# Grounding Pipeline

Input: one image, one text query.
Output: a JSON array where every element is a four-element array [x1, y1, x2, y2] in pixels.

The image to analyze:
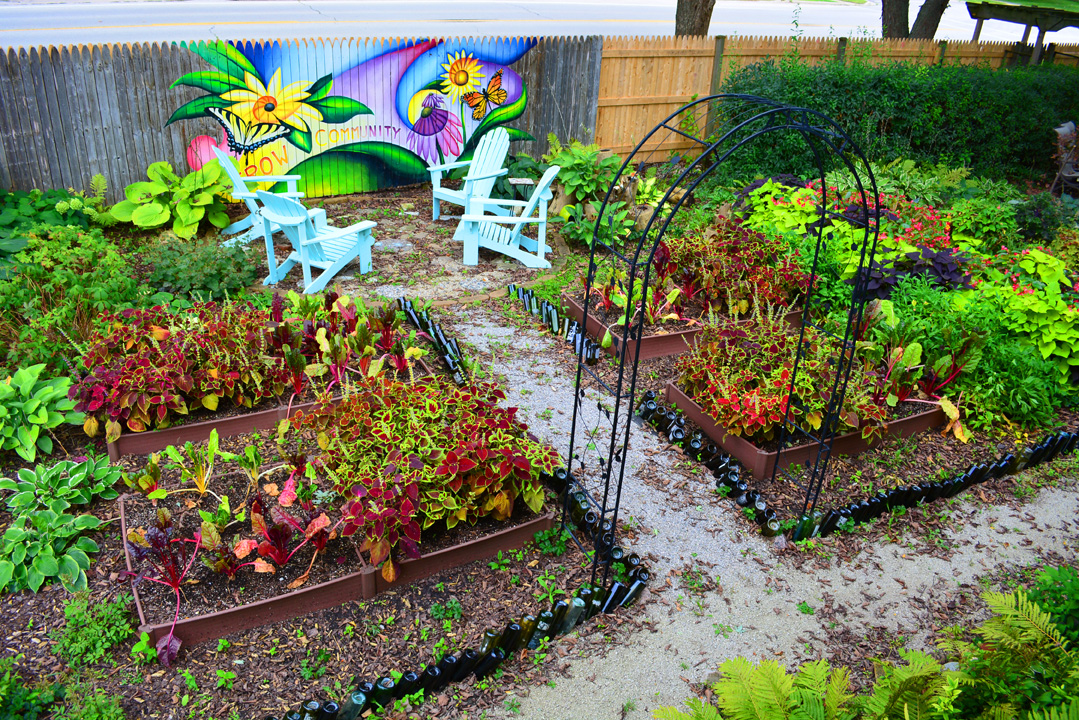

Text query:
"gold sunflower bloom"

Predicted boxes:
[[220, 69, 323, 132], [440, 52, 485, 104]]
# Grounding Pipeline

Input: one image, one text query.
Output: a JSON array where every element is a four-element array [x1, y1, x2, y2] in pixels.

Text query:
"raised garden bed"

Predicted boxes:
[[119, 493, 554, 648], [561, 293, 801, 362], [665, 381, 946, 480], [105, 358, 433, 460]]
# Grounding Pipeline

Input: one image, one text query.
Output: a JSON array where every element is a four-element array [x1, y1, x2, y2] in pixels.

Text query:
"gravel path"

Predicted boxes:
[[448, 305, 1079, 720]]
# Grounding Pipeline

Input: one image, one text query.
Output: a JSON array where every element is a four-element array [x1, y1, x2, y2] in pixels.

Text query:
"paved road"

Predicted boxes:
[[2, 0, 1077, 50]]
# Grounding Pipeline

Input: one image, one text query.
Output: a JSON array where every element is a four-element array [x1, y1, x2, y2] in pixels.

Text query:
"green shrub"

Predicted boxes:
[[0, 655, 62, 720], [51, 593, 134, 667], [0, 177, 113, 277], [720, 60, 1079, 180], [144, 237, 260, 301], [1015, 192, 1065, 246], [543, 134, 622, 204], [0, 508, 101, 593], [1, 455, 121, 515], [52, 686, 126, 720], [0, 225, 149, 374], [1027, 564, 1079, 647]]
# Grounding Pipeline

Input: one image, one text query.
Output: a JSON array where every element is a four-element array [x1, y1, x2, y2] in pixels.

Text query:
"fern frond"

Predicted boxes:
[[1026, 699, 1079, 720], [985, 703, 1021, 720], [824, 666, 855, 720], [795, 661, 830, 696], [654, 698, 724, 720], [715, 658, 793, 720]]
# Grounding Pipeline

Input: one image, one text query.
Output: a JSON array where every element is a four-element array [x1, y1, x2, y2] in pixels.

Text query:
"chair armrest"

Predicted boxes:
[[463, 168, 509, 182], [245, 174, 302, 183], [471, 197, 530, 208], [427, 160, 470, 173], [300, 221, 377, 244], [460, 214, 541, 226]]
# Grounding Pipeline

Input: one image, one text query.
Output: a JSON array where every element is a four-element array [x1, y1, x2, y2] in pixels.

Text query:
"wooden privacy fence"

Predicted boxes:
[[0, 37, 602, 202], [1, 34, 1078, 200], [594, 34, 1079, 156]]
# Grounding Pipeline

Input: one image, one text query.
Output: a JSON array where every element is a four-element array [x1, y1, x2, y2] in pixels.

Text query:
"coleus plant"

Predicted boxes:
[[676, 303, 883, 442], [291, 374, 559, 582], [69, 302, 289, 442]]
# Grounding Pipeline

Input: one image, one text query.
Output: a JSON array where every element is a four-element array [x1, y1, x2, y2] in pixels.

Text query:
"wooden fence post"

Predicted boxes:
[[836, 37, 848, 63], [938, 40, 948, 65], [710, 35, 727, 94]]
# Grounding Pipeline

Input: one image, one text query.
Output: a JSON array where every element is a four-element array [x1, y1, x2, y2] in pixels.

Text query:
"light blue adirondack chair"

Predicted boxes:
[[457, 165, 561, 269], [255, 190, 376, 294], [427, 127, 511, 221], [211, 146, 326, 248]]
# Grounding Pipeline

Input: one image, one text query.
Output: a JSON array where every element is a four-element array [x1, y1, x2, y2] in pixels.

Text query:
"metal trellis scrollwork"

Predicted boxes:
[[561, 94, 881, 593]]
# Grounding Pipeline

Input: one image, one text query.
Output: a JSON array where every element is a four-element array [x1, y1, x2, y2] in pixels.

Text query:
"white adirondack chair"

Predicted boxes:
[[255, 190, 376, 294], [427, 127, 511, 221], [457, 165, 561, 269], [211, 146, 326, 248]]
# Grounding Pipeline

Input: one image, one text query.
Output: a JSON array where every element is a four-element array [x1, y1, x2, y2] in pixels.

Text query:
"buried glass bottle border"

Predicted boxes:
[[637, 392, 1079, 540], [259, 565, 650, 720]]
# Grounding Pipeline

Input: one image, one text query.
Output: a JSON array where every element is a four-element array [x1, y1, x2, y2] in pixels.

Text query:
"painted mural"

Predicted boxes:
[[168, 38, 535, 195]]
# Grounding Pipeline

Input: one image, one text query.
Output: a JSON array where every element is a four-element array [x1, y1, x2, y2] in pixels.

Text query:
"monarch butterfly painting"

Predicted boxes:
[[208, 107, 293, 158], [463, 70, 509, 121]]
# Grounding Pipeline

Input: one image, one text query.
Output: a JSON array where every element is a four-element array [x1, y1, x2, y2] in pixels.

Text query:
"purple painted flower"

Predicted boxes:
[[408, 93, 462, 163]]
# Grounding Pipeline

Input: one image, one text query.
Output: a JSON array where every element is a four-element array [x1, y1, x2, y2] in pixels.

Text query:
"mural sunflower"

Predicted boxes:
[[440, 52, 484, 103], [166, 41, 371, 156]]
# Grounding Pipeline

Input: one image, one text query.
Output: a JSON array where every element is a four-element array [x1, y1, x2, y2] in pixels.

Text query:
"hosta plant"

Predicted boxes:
[[0, 455, 120, 514], [0, 364, 84, 462], [291, 374, 560, 581], [0, 509, 100, 593], [110, 160, 231, 240]]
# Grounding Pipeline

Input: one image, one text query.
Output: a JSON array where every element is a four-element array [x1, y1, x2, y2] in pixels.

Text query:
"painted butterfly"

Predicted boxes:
[[463, 69, 509, 121], [208, 107, 292, 158]]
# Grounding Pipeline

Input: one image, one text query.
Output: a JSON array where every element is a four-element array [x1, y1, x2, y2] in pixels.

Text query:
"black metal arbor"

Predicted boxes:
[[561, 94, 881, 590]]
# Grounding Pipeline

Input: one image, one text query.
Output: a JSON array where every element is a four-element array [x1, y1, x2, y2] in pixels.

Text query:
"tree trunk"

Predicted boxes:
[[881, 0, 910, 38], [675, 0, 717, 36], [910, 0, 950, 39]]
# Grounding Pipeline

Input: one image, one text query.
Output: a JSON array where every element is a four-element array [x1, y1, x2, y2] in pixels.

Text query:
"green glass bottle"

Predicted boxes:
[[371, 677, 396, 708], [338, 691, 368, 720], [550, 599, 569, 637], [558, 597, 587, 634], [515, 615, 538, 651], [576, 587, 594, 617], [318, 701, 339, 720], [478, 628, 502, 656], [299, 700, 321, 720], [497, 622, 522, 654], [527, 611, 556, 649], [621, 579, 646, 607], [285, 713, 302, 720]]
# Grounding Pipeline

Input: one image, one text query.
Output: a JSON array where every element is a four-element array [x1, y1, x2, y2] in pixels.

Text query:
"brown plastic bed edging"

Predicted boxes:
[[665, 382, 946, 480], [119, 494, 554, 648], [105, 359, 433, 461], [561, 293, 801, 362]]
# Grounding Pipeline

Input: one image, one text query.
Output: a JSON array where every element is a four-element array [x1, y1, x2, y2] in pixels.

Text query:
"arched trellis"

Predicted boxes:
[[561, 94, 881, 590]]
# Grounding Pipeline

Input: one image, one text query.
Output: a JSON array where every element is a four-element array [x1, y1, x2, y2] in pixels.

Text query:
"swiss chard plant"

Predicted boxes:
[[124, 507, 200, 665]]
